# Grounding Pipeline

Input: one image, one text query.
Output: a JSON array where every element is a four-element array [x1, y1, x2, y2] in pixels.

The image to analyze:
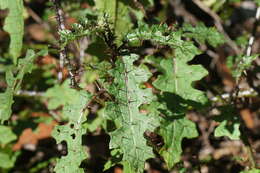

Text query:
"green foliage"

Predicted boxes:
[[214, 106, 241, 140], [52, 90, 91, 173], [45, 80, 80, 110], [0, 49, 47, 123], [241, 169, 260, 173], [0, 151, 19, 169], [153, 57, 208, 104], [182, 23, 225, 47], [159, 117, 198, 168], [227, 54, 258, 80], [0, 0, 24, 64], [255, 0, 260, 6], [104, 54, 159, 172], [126, 23, 210, 103], [0, 0, 257, 172], [0, 126, 20, 170], [0, 125, 17, 145], [95, 0, 132, 42], [59, 21, 98, 48]]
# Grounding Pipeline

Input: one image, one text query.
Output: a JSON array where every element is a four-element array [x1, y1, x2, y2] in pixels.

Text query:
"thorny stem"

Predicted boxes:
[[51, 0, 81, 89], [233, 4, 260, 169]]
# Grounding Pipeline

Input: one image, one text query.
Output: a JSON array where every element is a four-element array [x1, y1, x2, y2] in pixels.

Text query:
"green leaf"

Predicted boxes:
[[159, 117, 198, 169], [45, 80, 80, 110], [182, 23, 225, 47], [0, 125, 17, 145], [104, 54, 159, 172], [214, 120, 240, 140], [214, 106, 241, 140], [52, 90, 91, 173], [126, 23, 209, 103], [0, 152, 15, 169], [0, 148, 20, 169], [0, 71, 14, 124], [153, 57, 208, 104], [0, 0, 24, 64], [95, 0, 132, 42], [227, 54, 258, 80], [126, 23, 183, 47]]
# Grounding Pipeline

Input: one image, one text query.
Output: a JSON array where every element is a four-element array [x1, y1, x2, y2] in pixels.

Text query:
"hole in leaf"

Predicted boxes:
[[139, 103, 149, 114], [59, 141, 68, 156], [71, 133, 76, 139], [70, 123, 74, 129]]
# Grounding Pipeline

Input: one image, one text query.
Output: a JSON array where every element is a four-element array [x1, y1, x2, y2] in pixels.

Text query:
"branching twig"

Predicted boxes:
[[51, 0, 81, 89]]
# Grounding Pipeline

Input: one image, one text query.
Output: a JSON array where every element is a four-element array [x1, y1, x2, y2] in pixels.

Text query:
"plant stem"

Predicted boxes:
[[51, 0, 81, 89]]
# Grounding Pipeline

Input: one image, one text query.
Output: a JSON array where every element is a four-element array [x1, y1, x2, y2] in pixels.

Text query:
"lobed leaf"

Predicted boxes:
[[104, 54, 159, 172], [153, 57, 208, 104], [159, 117, 198, 168]]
